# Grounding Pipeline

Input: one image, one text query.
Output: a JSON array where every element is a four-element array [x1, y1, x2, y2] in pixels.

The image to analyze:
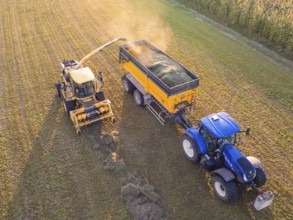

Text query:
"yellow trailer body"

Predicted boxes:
[[119, 40, 199, 115]]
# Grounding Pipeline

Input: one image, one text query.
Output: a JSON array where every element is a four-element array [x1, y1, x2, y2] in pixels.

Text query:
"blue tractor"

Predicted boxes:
[[181, 112, 274, 210]]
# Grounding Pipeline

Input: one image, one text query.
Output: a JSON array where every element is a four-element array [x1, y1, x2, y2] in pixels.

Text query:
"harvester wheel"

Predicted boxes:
[[254, 167, 267, 187], [95, 91, 105, 102], [63, 100, 75, 116], [181, 134, 199, 162], [133, 89, 144, 106], [55, 83, 61, 97], [123, 78, 135, 93], [211, 175, 238, 202]]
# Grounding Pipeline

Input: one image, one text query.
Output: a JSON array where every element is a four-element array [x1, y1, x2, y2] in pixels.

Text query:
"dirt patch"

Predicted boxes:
[[88, 129, 169, 219]]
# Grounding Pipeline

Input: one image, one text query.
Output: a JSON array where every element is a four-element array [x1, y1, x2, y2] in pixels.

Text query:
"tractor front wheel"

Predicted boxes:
[[254, 167, 267, 187], [211, 175, 238, 202], [181, 134, 199, 163]]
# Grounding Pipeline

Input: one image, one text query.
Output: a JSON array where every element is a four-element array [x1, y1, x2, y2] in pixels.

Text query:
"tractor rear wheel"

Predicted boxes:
[[133, 89, 144, 106], [181, 134, 199, 163], [211, 175, 238, 202], [254, 167, 266, 187], [63, 100, 75, 116], [123, 78, 135, 93]]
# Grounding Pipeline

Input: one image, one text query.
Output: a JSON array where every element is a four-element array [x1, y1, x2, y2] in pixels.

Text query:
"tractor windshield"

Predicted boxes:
[[222, 134, 236, 145], [73, 81, 94, 99]]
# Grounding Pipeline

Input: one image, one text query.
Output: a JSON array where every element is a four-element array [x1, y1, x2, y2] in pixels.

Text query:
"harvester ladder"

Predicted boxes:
[[146, 97, 171, 126]]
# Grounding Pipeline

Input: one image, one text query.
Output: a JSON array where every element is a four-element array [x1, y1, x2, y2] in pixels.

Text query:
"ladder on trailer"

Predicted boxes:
[[145, 96, 171, 125]]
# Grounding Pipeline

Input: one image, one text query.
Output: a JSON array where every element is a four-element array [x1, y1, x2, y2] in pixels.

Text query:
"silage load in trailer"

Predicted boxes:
[[134, 50, 193, 88], [126, 43, 195, 89]]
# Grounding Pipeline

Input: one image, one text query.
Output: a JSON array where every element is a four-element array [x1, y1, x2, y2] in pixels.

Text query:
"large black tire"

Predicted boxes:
[[55, 83, 61, 98], [123, 78, 135, 93], [254, 167, 267, 187], [63, 100, 76, 116], [181, 134, 200, 163], [211, 175, 239, 202], [133, 89, 144, 106], [95, 91, 105, 102]]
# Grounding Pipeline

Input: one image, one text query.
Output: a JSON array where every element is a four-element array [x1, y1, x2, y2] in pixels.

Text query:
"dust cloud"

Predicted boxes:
[[87, 0, 171, 51]]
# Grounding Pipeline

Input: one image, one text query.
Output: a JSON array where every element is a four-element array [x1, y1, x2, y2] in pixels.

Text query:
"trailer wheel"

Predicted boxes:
[[181, 134, 199, 162], [123, 78, 135, 93], [211, 175, 238, 202], [254, 167, 266, 187], [63, 100, 75, 116], [133, 89, 144, 106]]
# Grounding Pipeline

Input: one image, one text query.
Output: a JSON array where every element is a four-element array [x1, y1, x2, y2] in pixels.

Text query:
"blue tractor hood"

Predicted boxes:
[[200, 112, 240, 138]]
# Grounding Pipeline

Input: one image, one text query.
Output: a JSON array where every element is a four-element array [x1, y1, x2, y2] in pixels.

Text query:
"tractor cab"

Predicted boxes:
[[199, 112, 240, 156], [199, 112, 257, 183]]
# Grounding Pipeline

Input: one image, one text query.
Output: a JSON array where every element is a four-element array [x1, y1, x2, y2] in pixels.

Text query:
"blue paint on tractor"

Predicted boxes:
[[200, 112, 240, 138], [184, 127, 207, 154], [223, 145, 256, 182]]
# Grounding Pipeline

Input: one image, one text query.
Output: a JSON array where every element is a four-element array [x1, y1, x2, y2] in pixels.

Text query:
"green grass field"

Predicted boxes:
[[1, 0, 292, 219], [177, 0, 293, 58]]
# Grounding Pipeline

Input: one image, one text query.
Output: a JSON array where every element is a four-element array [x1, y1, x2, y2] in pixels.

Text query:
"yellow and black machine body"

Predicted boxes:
[[119, 39, 199, 128], [55, 37, 126, 134]]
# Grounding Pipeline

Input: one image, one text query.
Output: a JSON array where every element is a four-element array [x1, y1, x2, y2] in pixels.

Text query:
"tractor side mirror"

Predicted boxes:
[[246, 127, 250, 136]]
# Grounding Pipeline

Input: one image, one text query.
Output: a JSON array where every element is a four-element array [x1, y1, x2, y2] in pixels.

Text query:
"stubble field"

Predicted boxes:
[[0, 0, 292, 219]]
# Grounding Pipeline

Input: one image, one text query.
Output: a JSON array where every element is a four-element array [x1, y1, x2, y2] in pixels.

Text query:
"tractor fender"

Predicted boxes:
[[211, 168, 236, 182], [183, 127, 207, 154], [246, 156, 262, 168]]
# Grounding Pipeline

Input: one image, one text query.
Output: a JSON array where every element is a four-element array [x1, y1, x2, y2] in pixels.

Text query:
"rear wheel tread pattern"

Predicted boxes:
[[254, 167, 267, 187], [211, 175, 239, 202]]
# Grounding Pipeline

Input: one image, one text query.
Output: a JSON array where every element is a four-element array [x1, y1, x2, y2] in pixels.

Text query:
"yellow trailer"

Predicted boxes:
[[119, 40, 199, 128]]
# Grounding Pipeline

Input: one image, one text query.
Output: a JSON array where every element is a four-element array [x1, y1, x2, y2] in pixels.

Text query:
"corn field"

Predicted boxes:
[[179, 0, 293, 52]]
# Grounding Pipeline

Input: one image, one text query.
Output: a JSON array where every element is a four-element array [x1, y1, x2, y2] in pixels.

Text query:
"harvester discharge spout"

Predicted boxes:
[[75, 37, 127, 70]]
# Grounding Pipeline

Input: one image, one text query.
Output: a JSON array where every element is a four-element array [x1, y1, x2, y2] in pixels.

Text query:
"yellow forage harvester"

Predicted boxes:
[[55, 37, 126, 134]]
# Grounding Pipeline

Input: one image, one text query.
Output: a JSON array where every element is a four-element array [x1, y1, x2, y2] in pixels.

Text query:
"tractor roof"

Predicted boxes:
[[200, 112, 240, 138], [69, 67, 95, 84]]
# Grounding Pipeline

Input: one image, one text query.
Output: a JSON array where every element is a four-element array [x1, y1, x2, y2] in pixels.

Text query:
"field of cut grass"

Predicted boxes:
[[1, 0, 292, 219]]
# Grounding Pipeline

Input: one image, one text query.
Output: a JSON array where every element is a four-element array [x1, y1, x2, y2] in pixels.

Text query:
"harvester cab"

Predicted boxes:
[[181, 112, 274, 210], [55, 37, 126, 134]]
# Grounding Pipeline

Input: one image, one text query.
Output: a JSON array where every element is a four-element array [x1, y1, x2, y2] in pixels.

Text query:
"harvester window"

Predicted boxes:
[[73, 81, 94, 99]]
